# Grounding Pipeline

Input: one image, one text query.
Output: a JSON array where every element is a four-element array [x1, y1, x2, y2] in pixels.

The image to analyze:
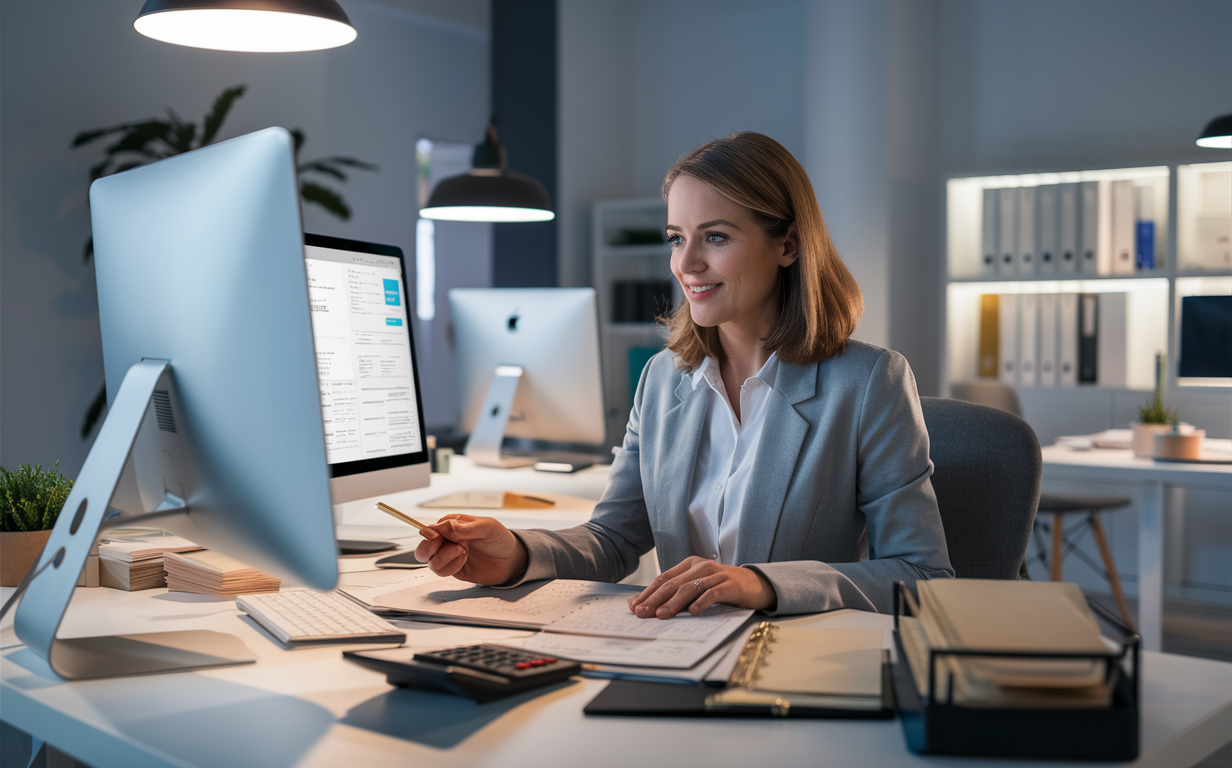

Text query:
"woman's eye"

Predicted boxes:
[[705, 232, 728, 244], [667, 234, 683, 246]]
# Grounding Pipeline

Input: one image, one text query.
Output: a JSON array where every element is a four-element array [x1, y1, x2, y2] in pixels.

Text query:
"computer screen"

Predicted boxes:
[[1178, 294, 1232, 383], [303, 234, 430, 502], [449, 288, 606, 468]]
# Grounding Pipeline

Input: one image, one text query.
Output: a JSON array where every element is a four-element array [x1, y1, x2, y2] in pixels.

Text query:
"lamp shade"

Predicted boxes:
[[1196, 113, 1232, 149], [420, 124, 554, 223], [420, 171, 555, 223], [134, 0, 357, 53]]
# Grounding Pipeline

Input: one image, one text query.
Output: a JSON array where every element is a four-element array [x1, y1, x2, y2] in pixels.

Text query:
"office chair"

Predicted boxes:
[[948, 381, 1136, 629], [919, 397, 1040, 580]]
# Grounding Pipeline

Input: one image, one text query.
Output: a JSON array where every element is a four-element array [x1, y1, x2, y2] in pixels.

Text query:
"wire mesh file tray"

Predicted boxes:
[[891, 581, 1139, 761]]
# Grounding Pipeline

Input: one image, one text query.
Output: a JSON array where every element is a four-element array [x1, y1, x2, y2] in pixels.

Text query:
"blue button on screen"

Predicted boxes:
[[383, 279, 400, 306], [386, 317, 403, 326]]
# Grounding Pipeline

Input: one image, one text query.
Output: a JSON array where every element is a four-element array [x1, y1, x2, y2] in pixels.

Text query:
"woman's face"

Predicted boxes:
[[666, 173, 797, 335]]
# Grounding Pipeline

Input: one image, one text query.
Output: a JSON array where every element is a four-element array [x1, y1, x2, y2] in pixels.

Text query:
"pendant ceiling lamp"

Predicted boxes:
[[134, 0, 357, 53], [420, 122, 555, 223], [1195, 113, 1232, 149]]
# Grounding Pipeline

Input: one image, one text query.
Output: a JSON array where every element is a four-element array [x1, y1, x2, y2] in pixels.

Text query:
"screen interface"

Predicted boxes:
[[304, 244, 423, 464]]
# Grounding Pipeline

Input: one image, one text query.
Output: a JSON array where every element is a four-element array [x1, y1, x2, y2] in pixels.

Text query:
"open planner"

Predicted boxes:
[[338, 570, 753, 669]]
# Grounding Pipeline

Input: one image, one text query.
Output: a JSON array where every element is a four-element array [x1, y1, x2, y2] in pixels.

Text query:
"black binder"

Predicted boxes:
[[583, 671, 895, 719]]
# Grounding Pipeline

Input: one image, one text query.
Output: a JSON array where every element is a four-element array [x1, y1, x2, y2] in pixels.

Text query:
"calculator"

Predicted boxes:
[[343, 643, 581, 701]]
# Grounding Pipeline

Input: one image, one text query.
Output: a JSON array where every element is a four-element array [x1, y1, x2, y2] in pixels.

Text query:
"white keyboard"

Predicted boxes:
[[237, 588, 406, 645]]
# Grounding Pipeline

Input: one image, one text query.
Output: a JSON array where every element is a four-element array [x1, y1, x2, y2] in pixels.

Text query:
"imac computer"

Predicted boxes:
[[303, 234, 430, 503], [11, 128, 347, 679], [449, 288, 606, 470]]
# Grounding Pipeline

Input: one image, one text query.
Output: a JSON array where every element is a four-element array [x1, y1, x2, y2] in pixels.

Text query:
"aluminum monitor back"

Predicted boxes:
[[450, 288, 606, 448], [89, 127, 337, 589]]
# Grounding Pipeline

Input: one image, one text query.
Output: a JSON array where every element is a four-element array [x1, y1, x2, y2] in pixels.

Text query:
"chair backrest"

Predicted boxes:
[[949, 380, 1023, 418], [920, 396, 1041, 580]]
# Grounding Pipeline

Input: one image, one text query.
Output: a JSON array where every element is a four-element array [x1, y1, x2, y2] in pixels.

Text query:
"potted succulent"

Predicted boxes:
[[1131, 353, 1179, 457], [0, 462, 73, 586]]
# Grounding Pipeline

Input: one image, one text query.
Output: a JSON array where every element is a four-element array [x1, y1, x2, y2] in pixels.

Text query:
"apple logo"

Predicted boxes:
[[507, 311, 519, 332]]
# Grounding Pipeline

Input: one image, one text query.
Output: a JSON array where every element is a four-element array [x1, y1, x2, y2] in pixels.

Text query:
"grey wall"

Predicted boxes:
[[559, 0, 1231, 395], [492, 0, 559, 288], [0, 0, 490, 478]]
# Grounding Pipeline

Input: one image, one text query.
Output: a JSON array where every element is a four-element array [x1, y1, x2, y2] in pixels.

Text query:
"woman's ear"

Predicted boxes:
[[779, 225, 800, 267]]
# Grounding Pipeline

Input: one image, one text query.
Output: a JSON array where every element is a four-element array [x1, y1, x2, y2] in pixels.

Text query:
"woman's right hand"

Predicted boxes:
[[414, 514, 528, 585]]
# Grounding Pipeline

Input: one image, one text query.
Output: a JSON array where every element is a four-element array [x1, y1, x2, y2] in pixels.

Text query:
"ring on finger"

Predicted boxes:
[[693, 580, 702, 590]]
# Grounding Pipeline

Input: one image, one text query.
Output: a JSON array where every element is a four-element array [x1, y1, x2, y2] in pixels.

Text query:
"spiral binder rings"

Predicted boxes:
[[891, 581, 1140, 760]]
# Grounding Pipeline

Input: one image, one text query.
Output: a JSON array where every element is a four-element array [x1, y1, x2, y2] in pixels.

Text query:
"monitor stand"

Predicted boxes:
[[465, 365, 536, 468], [12, 360, 255, 680]]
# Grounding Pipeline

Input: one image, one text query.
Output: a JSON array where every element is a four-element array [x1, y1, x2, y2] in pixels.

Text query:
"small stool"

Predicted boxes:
[[1030, 495, 1136, 630]]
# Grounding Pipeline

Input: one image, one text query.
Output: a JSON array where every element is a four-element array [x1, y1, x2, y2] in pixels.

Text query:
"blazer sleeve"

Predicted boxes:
[[504, 359, 660, 585], [746, 350, 954, 614]]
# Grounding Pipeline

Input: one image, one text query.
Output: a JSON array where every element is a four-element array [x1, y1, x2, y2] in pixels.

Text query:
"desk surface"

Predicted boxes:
[[1041, 444, 1232, 487], [3, 460, 1231, 768], [3, 581, 1231, 768]]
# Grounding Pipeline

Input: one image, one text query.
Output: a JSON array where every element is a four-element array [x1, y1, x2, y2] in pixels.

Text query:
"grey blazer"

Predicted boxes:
[[512, 340, 954, 614]]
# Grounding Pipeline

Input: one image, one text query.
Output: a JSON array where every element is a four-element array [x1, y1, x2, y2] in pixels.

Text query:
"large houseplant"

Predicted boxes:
[[73, 85, 378, 437], [0, 462, 73, 586]]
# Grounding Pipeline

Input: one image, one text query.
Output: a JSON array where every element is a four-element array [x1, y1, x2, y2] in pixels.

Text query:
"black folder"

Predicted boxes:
[[583, 666, 895, 719]]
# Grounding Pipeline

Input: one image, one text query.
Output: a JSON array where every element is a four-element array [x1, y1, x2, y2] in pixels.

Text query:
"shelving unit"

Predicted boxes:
[[592, 198, 679, 445], [943, 160, 1231, 445]]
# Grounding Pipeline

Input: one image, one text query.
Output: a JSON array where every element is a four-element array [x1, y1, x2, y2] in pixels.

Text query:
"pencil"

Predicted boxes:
[[374, 501, 429, 531]]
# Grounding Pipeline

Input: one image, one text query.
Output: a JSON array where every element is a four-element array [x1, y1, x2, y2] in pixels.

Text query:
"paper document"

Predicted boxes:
[[373, 577, 753, 669]]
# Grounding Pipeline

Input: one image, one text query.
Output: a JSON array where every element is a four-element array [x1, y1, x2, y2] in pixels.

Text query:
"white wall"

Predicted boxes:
[[0, 0, 489, 478]]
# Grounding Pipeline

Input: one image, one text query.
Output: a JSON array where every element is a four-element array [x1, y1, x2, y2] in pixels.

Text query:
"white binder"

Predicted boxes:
[[1038, 293, 1058, 387], [1016, 187, 1037, 275], [1036, 185, 1058, 275], [997, 188, 1017, 276], [1080, 181, 1101, 274], [998, 293, 1019, 385], [1111, 180, 1136, 275], [1018, 293, 1039, 386], [1058, 183, 1079, 274], [1097, 292, 1128, 387], [981, 188, 998, 276], [1058, 293, 1079, 387]]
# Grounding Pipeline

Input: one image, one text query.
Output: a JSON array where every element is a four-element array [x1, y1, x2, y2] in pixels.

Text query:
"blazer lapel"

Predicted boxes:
[[653, 374, 708, 569], [732, 361, 817, 566]]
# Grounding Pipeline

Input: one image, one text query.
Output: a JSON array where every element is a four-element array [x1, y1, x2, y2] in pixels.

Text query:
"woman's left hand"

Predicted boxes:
[[627, 556, 777, 618]]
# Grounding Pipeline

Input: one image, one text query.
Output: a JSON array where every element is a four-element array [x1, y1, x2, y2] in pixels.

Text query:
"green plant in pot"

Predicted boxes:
[[0, 462, 73, 586], [1131, 353, 1179, 457]]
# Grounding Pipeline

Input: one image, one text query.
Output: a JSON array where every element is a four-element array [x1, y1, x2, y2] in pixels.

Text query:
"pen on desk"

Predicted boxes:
[[375, 501, 430, 532]]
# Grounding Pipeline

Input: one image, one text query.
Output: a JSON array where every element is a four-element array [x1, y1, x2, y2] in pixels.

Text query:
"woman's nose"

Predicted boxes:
[[676, 240, 705, 273]]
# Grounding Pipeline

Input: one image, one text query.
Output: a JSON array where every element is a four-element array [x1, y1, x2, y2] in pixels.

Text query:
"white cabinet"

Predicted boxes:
[[592, 199, 678, 445], [943, 161, 1231, 444]]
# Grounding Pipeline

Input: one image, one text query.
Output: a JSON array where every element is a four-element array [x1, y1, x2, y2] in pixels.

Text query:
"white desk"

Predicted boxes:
[[1040, 445, 1232, 653], [3, 579, 1231, 768], [3, 459, 1230, 767]]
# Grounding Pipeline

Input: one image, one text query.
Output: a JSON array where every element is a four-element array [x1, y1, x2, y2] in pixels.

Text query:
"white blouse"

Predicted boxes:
[[685, 353, 780, 565]]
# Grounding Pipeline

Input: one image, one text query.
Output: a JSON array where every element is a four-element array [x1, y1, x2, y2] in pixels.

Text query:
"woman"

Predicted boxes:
[[416, 132, 953, 617]]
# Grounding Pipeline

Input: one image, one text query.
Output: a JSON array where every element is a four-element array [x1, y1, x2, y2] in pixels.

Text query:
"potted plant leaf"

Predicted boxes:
[[72, 85, 378, 438], [1131, 353, 1179, 457], [0, 462, 73, 586]]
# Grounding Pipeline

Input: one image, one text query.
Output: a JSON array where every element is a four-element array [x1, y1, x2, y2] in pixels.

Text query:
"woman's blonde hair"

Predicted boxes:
[[661, 132, 863, 370]]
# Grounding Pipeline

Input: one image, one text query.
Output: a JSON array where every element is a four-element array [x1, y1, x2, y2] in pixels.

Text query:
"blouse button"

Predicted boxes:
[[714, 482, 722, 491]]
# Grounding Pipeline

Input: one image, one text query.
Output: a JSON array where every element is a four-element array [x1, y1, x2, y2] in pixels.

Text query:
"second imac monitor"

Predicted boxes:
[[304, 234, 431, 502], [450, 288, 606, 469]]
